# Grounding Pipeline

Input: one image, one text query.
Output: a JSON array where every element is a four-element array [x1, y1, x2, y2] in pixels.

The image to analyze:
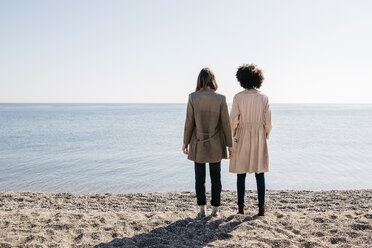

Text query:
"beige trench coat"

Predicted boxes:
[[229, 89, 272, 173], [183, 89, 233, 163]]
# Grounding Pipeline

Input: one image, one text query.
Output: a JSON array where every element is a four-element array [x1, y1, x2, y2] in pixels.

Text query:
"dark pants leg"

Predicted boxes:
[[209, 162, 221, 207], [255, 173, 265, 207], [237, 173, 246, 206], [194, 162, 206, 206]]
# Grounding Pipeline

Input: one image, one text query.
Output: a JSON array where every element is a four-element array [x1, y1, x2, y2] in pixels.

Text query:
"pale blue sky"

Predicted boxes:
[[1, 0, 371, 103]]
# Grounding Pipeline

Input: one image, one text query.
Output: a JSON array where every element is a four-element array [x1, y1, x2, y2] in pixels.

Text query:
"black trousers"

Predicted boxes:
[[194, 161, 221, 207], [237, 173, 265, 207]]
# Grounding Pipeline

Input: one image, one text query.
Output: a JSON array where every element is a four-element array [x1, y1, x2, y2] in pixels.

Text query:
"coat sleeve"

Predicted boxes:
[[230, 95, 240, 137], [220, 96, 233, 147], [183, 94, 195, 145], [263, 96, 272, 139]]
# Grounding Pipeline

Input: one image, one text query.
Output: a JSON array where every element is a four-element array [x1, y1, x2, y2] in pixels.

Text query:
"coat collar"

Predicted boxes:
[[244, 88, 258, 93], [198, 88, 215, 93]]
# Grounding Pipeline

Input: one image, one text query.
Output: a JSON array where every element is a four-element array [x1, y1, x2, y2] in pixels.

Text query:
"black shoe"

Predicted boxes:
[[258, 207, 266, 216], [237, 205, 245, 215]]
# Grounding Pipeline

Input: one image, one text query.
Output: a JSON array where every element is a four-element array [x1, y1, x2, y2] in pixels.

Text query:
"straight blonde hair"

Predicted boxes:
[[195, 68, 218, 91]]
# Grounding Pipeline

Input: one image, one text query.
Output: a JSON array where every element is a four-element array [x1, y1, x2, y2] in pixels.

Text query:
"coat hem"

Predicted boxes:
[[229, 169, 269, 174], [188, 157, 227, 164]]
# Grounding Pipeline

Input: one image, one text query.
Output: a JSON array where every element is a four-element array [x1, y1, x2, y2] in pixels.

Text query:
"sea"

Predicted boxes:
[[0, 103, 371, 193]]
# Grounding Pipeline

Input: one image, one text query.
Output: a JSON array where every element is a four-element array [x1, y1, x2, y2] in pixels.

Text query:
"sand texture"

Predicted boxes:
[[0, 190, 371, 247]]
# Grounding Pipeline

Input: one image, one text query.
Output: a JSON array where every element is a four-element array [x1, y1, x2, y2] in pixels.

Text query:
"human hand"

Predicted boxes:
[[228, 147, 233, 159], [182, 144, 189, 155]]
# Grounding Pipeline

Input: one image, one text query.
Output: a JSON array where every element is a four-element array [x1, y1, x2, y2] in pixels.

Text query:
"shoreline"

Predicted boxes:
[[1, 189, 371, 247]]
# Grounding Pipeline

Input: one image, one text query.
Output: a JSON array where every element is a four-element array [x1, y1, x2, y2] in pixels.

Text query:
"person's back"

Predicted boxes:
[[190, 89, 222, 135], [232, 89, 271, 135], [186, 89, 231, 163]]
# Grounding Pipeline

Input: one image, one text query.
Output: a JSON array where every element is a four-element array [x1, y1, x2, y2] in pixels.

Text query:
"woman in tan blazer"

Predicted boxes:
[[183, 68, 232, 218], [229, 64, 272, 216]]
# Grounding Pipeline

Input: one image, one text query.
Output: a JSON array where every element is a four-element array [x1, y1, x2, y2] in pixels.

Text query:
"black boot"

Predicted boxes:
[[238, 205, 245, 215], [258, 206, 266, 216]]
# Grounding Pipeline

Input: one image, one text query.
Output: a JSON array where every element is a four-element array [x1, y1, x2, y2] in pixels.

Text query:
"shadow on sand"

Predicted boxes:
[[94, 214, 260, 248]]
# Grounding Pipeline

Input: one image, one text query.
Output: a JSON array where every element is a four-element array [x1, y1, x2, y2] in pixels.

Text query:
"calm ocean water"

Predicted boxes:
[[0, 103, 371, 193]]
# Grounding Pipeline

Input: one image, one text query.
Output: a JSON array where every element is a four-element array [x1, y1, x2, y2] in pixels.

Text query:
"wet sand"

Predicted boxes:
[[0, 190, 371, 247]]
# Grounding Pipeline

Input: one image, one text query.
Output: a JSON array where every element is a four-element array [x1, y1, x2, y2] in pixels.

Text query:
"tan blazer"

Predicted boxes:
[[183, 89, 233, 163], [229, 89, 272, 173]]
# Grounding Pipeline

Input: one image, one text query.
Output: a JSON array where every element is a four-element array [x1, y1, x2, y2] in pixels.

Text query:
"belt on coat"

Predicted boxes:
[[237, 122, 265, 128], [195, 130, 220, 143]]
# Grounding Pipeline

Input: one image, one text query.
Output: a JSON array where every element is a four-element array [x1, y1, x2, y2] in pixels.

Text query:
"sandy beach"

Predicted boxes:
[[0, 190, 371, 247]]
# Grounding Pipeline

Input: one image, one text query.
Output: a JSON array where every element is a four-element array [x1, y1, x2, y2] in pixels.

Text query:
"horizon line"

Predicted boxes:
[[1, 102, 372, 105]]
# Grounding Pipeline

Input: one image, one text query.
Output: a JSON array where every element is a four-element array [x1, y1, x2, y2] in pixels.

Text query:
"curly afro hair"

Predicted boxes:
[[236, 64, 264, 89]]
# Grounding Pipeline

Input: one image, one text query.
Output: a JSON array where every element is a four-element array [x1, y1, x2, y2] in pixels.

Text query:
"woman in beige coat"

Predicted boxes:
[[183, 68, 232, 218], [229, 64, 272, 216]]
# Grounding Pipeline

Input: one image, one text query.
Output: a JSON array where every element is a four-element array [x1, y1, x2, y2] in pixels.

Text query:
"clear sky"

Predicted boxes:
[[1, 0, 371, 103]]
